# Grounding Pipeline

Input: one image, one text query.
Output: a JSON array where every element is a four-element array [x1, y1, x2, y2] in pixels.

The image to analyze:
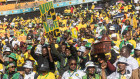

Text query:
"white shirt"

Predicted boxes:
[[24, 72, 36, 79], [12, 40, 20, 47], [114, 56, 139, 72], [107, 69, 131, 79], [62, 70, 86, 79]]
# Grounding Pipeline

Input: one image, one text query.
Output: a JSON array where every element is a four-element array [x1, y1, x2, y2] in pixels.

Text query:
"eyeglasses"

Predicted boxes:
[[70, 63, 77, 66]]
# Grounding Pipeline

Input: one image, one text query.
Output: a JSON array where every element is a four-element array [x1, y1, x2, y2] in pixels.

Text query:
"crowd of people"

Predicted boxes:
[[0, 0, 140, 79]]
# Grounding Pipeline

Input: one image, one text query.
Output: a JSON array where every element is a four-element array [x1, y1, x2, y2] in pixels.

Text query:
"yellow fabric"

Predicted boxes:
[[121, 75, 127, 79], [91, 5, 95, 9], [128, 40, 136, 48], [71, 28, 78, 39], [135, 58, 140, 67], [76, 23, 82, 31], [0, 63, 3, 71], [81, 38, 94, 44], [124, 6, 128, 12], [113, 40, 120, 48], [37, 72, 55, 79], [87, 38, 94, 44], [128, 5, 132, 9], [16, 54, 25, 67], [55, 44, 59, 49], [64, 9, 71, 13], [81, 24, 87, 28]]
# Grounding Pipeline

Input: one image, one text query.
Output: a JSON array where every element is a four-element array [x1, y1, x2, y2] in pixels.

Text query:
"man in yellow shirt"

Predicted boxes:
[[37, 64, 55, 79]]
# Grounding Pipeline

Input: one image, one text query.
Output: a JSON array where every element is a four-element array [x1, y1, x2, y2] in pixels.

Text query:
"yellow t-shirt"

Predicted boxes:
[[81, 24, 87, 28], [135, 58, 140, 67], [37, 72, 55, 79], [91, 5, 95, 9], [16, 54, 24, 67]]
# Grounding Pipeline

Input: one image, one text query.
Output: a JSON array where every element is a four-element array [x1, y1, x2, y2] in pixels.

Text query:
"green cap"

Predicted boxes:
[[8, 53, 17, 60]]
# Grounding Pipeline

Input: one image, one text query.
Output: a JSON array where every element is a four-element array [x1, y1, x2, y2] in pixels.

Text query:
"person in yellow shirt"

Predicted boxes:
[[16, 50, 24, 67], [37, 64, 55, 79]]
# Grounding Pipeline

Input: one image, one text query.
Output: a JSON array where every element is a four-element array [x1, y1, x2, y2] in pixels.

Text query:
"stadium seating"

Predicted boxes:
[[0, 1, 44, 11]]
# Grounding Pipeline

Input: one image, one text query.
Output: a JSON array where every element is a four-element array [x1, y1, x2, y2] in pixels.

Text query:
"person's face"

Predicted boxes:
[[42, 48, 47, 56], [69, 60, 77, 71], [41, 39, 45, 45], [126, 32, 131, 40], [109, 30, 115, 34], [135, 50, 140, 57], [9, 66, 16, 72], [126, 20, 130, 25], [14, 45, 18, 50], [9, 58, 14, 62], [62, 45, 66, 52], [112, 37, 117, 41], [88, 67, 95, 75], [118, 63, 126, 71], [24, 68, 31, 74], [6, 51, 10, 55], [65, 49, 71, 56], [17, 51, 21, 55], [64, 32, 68, 38], [98, 58, 104, 64], [120, 48, 128, 57]]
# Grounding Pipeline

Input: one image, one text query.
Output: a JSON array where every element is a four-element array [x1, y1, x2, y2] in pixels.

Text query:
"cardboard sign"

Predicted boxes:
[[39, 1, 60, 37]]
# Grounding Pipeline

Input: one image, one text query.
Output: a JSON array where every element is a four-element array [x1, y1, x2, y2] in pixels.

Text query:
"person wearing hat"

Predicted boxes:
[[37, 63, 55, 79], [62, 57, 86, 79], [2, 63, 23, 79], [134, 43, 140, 66], [82, 61, 106, 79], [31, 42, 55, 72], [114, 46, 139, 79], [107, 57, 132, 79], [23, 60, 37, 79]]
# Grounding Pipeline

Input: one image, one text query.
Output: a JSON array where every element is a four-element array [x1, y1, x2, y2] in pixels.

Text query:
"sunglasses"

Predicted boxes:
[[70, 63, 77, 66], [10, 66, 16, 68]]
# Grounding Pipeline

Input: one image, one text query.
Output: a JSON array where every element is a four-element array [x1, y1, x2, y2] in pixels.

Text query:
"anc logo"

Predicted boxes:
[[75, 73, 79, 77]]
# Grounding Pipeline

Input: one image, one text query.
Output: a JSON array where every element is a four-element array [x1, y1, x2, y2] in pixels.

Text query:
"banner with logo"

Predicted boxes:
[[39, 1, 60, 37]]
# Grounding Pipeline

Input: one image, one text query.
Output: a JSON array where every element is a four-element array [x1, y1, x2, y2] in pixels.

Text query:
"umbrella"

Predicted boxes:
[[113, 13, 124, 18]]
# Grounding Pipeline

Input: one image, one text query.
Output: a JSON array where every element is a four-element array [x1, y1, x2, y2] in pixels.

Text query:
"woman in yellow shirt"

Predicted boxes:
[[37, 64, 55, 79]]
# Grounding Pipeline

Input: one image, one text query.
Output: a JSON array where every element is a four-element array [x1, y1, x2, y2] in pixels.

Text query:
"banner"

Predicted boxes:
[[0, 0, 6, 2], [39, 1, 60, 37]]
